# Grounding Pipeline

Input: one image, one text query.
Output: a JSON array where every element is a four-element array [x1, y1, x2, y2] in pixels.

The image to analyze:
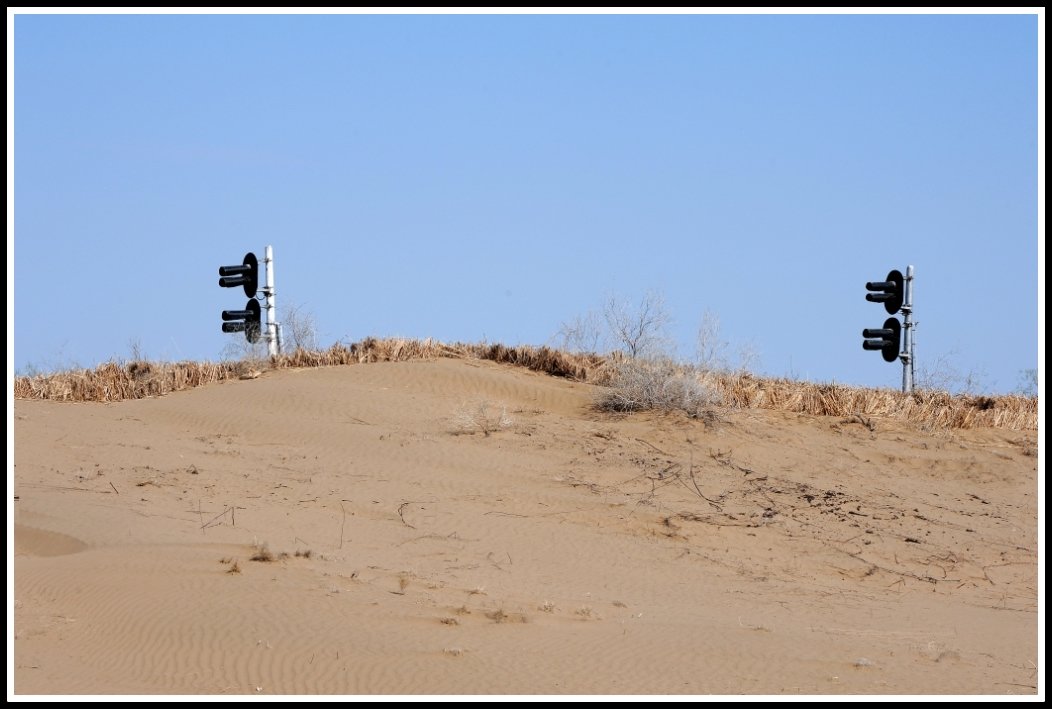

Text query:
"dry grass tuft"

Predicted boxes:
[[484, 608, 527, 624], [452, 398, 513, 436], [249, 544, 287, 563], [14, 338, 1035, 430], [249, 547, 273, 562]]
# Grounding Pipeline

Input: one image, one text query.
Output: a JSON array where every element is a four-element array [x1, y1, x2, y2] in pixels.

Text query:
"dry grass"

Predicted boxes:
[[249, 544, 288, 563], [452, 398, 513, 436], [13, 339, 608, 403], [713, 373, 1037, 431], [13, 338, 1036, 430], [595, 357, 721, 420], [13, 359, 250, 402]]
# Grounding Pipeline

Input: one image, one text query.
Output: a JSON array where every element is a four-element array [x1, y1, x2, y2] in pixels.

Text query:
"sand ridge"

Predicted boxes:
[[12, 358, 1039, 695]]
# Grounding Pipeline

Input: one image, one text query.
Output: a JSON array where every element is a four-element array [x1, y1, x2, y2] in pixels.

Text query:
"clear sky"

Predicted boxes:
[[8, 9, 1043, 394]]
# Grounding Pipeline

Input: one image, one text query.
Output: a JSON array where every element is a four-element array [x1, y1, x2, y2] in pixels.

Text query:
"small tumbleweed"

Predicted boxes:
[[452, 399, 513, 436]]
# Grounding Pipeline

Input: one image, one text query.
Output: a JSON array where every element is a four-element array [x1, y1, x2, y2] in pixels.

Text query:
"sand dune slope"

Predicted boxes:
[[12, 359, 1039, 695]]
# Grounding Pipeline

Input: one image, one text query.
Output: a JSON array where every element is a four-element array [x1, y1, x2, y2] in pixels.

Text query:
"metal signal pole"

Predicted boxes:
[[900, 265, 914, 394], [262, 245, 281, 357]]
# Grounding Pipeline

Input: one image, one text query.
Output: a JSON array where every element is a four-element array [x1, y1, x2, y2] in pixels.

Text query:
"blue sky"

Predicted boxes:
[[8, 10, 1043, 394]]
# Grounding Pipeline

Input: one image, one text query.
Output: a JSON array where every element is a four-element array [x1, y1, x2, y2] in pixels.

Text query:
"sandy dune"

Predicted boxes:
[[11, 358, 1039, 696]]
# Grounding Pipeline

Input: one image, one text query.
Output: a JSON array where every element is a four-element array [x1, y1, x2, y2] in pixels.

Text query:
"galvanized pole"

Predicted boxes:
[[900, 265, 914, 394], [263, 245, 280, 357]]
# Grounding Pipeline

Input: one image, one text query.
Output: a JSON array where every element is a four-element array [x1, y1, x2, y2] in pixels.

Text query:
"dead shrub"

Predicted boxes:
[[596, 357, 721, 420], [452, 399, 513, 436]]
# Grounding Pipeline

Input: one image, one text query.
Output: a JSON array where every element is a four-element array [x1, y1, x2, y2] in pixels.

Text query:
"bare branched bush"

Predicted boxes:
[[603, 290, 672, 358], [281, 303, 319, 352], [695, 309, 730, 372], [452, 398, 513, 436], [596, 357, 721, 419], [1014, 368, 1037, 397], [127, 338, 146, 363], [220, 334, 271, 374], [914, 349, 988, 395], [555, 310, 605, 354], [696, 309, 760, 374]]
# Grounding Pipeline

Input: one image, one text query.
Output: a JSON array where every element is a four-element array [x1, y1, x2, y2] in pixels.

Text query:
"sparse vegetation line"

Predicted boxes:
[[12, 337, 1036, 430]]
